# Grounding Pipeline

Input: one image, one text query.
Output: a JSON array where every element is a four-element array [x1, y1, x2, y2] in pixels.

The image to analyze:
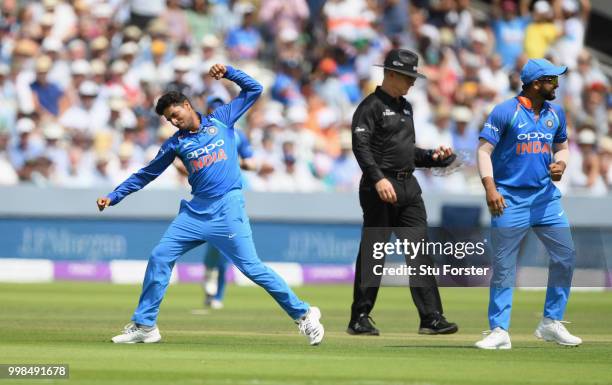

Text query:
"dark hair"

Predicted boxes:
[[155, 91, 190, 116]]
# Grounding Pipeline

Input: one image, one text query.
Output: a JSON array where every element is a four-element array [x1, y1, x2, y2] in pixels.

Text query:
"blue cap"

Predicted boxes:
[[206, 95, 225, 111], [520, 59, 567, 85]]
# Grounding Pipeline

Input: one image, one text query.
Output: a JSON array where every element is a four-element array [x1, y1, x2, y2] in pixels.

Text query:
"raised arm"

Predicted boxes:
[[209, 64, 263, 128], [519, 0, 530, 17], [97, 140, 176, 211], [579, 0, 591, 22]]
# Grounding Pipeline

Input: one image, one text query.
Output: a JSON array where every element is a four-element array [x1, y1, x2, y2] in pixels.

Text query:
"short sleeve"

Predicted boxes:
[[479, 104, 509, 146]]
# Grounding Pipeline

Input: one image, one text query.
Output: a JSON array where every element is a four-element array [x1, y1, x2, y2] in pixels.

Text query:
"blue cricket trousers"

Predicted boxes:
[[204, 245, 229, 301], [489, 184, 576, 330], [132, 190, 309, 326]]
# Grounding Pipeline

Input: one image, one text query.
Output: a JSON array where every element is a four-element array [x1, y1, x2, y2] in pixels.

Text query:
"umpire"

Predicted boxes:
[[348, 49, 459, 335]]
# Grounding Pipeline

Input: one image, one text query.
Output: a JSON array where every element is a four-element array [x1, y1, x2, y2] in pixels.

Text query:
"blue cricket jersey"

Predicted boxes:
[[479, 95, 567, 189], [106, 66, 262, 207], [235, 129, 253, 159]]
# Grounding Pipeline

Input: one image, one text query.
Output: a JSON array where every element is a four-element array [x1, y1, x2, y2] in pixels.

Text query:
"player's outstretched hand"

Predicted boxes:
[[485, 188, 507, 217], [209, 64, 227, 80], [97, 197, 111, 212], [375, 178, 397, 204], [549, 161, 566, 182], [432, 145, 453, 161]]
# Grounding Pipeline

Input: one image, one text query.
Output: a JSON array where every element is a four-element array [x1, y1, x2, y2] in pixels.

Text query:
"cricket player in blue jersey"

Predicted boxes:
[[200, 95, 257, 310], [97, 64, 324, 345], [475, 59, 581, 349]]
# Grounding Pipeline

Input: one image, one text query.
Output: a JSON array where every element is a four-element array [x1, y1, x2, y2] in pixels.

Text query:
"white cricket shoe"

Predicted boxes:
[[204, 269, 219, 298], [296, 307, 324, 346], [475, 327, 512, 350], [210, 299, 224, 309], [534, 317, 582, 346], [111, 322, 162, 344]]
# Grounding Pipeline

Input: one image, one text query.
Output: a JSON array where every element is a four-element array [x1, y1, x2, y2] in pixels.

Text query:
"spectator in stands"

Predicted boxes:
[[271, 60, 304, 106], [0, 64, 17, 130], [259, 0, 309, 37], [108, 97, 137, 134], [269, 141, 324, 192], [0, 0, 605, 197], [90, 37, 110, 63], [479, 54, 510, 100], [65, 59, 90, 104], [60, 81, 110, 134], [313, 58, 352, 122], [136, 40, 173, 90], [186, 0, 217, 44], [275, 28, 304, 64], [41, 37, 70, 91], [567, 128, 607, 195], [327, 129, 360, 191], [0, 122, 18, 185], [58, 146, 93, 188], [450, 106, 478, 160], [41, 122, 68, 178], [166, 56, 195, 98], [491, 0, 530, 69], [30, 55, 67, 117], [107, 60, 140, 105], [600, 135, 612, 189], [128, 0, 165, 31], [225, 4, 262, 61], [91, 152, 114, 187], [524, 0, 560, 59], [565, 49, 608, 112], [162, 0, 190, 44], [118, 42, 141, 89], [9, 117, 44, 173], [199, 34, 227, 68], [284, 105, 317, 163], [575, 82, 609, 138], [553, 0, 590, 70]]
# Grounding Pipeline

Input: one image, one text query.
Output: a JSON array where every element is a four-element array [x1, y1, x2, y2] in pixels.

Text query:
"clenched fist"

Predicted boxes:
[[549, 161, 566, 182], [209, 64, 227, 80], [97, 197, 111, 212]]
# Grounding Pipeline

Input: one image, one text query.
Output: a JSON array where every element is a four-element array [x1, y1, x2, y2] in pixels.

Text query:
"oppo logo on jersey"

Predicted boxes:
[[515, 132, 552, 155], [187, 139, 228, 173], [186, 140, 225, 159], [516, 132, 553, 141]]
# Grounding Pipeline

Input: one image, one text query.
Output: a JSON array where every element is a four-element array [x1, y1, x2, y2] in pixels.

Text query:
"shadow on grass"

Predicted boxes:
[[384, 345, 548, 349]]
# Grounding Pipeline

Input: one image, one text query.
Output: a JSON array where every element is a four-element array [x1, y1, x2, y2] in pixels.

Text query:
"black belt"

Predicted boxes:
[[382, 170, 412, 181]]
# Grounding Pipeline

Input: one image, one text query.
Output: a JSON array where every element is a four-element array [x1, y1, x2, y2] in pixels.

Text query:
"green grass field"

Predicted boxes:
[[0, 282, 611, 385]]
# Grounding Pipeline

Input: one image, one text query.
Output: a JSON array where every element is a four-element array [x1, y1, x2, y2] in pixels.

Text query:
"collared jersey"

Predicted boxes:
[[107, 66, 262, 206], [352, 86, 436, 184], [479, 95, 567, 189]]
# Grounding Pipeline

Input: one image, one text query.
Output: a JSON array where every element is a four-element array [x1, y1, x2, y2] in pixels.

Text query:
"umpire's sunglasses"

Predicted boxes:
[[536, 76, 559, 86]]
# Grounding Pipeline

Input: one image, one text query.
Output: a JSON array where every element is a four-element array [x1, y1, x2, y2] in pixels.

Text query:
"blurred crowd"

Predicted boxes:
[[0, 0, 610, 195]]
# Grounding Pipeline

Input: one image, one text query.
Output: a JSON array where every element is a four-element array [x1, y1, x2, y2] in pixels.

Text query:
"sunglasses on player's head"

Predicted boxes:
[[536, 76, 559, 86]]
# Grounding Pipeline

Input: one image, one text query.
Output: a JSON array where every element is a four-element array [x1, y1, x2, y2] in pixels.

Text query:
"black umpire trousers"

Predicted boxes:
[[350, 173, 443, 321]]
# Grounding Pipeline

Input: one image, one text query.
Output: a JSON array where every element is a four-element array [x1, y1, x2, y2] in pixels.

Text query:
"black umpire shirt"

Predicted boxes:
[[352, 86, 442, 184]]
